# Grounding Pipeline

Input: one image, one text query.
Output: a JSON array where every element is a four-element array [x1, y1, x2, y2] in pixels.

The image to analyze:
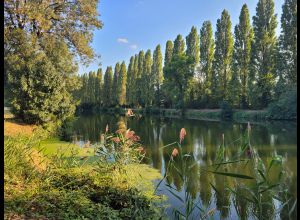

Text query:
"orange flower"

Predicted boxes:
[[179, 128, 186, 144], [111, 137, 120, 143], [172, 148, 179, 157]]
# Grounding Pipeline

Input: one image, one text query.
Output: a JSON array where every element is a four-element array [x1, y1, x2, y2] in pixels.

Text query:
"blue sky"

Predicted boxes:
[[79, 0, 284, 74]]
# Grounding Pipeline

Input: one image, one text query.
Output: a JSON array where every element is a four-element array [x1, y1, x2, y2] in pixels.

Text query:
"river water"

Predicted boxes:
[[69, 113, 297, 219]]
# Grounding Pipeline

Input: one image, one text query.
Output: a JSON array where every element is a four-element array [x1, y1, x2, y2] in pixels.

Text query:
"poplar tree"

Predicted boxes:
[[173, 34, 185, 56], [152, 44, 163, 106], [126, 56, 135, 106], [186, 26, 200, 65], [95, 68, 103, 107], [279, 0, 297, 87], [112, 62, 120, 106], [162, 40, 174, 107], [164, 40, 174, 67], [231, 4, 254, 108], [136, 51, 145, 106], [200, 21, 215, 105], [118, 61, 127, 106], [142, 49, 153, 107], [103, 66, 113, 107], [251, 0, 278, 108], [213, 10, 234, 102], [132, 54, 139, 106]]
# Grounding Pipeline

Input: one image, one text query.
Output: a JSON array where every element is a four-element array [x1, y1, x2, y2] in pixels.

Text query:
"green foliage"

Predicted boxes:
[[152, 45, 164, 106], [118, 62, 127, 106], [220, 101, 233, 119], [6, 33, 79, 125], [232, 4, 254, 108], [279, 0, 297, 86], [5, 128, 165, 220], [213, 9, 234, 102], [267, 88, 297, 120], [164, 54, 196, 111], [200, 21, 215, 105], [112, 62, 121, 106], [141, 50, 153, 107], [186, 26, 200, 65], [173, 34, 185, 56], [252, 0, 278, 108], [103, 66, 113, 107]]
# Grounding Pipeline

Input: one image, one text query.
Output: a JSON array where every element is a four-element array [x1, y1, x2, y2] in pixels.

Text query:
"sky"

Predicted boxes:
[[78, 0, 285, 75]]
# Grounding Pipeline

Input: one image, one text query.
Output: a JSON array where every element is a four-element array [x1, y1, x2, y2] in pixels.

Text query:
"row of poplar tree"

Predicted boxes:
[[76, 0, 296, 110]]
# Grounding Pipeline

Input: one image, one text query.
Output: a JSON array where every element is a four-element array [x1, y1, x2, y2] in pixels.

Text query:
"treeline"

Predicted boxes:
[[76, 0, 297, 111]]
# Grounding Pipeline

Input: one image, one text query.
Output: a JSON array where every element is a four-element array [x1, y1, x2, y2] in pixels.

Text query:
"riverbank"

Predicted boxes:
[[97, 107, 283, 122], [4, 113, 165, 219]]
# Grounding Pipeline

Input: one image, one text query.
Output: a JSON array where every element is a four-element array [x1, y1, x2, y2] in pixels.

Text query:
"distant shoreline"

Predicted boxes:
[[76, 107, 297, 122]]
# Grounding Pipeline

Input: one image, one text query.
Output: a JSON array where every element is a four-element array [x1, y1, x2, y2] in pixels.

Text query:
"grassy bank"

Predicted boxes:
[[4, 113, 165, 219]]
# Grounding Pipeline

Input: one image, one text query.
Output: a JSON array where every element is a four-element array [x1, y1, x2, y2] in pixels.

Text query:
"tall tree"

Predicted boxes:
[[251, 0, 278, 108], [126, 56, 135, 106], [186, 26, 200, 65], [4, 0, 102, 124], [136, 51, 145, 106], [213, 9, 234, 103], [152, 44, 164, 106], [112, 62, 120, 106], [200, 21, 215, 106], [142, 49, 153, 107], [164, 40, 174, 67], [95, 68, 103, 107], [231, 4, 254, 108], [173, 34, 186, 56], [118, 61, 127, 106], [103, 66, 113, 107], [278, 0, 297, 87], [164, 54, 196, 112], [132, 54, 139, 106]]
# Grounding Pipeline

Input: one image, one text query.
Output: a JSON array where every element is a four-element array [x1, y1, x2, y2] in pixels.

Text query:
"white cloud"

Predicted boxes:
[[117, 38, 129, 44], [130, 44, 138, 50]]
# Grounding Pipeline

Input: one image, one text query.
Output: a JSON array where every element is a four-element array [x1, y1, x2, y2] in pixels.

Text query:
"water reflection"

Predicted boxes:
[[70, 114, 297, 219]]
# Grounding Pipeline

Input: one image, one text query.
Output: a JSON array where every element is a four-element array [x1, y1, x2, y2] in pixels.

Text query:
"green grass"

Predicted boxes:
[[37, 138, 94, 157]]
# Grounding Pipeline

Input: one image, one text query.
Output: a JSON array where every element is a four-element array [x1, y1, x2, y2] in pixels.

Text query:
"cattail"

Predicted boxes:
[[172, 148, 179, 157], [179, 128, 186, 144]]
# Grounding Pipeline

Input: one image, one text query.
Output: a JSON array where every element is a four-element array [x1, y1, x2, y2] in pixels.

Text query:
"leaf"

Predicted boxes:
[[258, 169, 266, 181], [210, 159, 248, 166], [167, 188, 184, 203], [210, 182, 219, 195], [259, 184, 279, 193], [208, 170, 254, 179], [289, 199, 297, 216]]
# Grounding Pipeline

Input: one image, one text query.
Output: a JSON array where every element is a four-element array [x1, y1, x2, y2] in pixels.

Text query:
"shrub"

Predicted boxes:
[[220, 101, 233, 119], [267, 88, 297, 120]]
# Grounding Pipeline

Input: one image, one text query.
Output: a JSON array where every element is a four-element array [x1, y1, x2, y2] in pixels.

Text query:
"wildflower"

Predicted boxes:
[[111, 137, 120, 143], [179, 128, 186, 144], [136, 146, 144, 153], [105, 124, 109, 133], [172, 148, 179, 157]]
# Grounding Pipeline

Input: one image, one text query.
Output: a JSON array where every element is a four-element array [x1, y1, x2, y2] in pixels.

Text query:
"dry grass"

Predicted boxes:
[[4, 113, 36, 137]]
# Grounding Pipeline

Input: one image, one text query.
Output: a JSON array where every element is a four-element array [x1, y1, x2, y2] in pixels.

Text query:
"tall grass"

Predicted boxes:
[[155, 122, 297, 219]]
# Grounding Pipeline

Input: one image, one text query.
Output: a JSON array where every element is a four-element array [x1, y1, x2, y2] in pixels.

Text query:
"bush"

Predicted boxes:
[[267, 88, 297, 120], [220, 101, 233, 119]]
